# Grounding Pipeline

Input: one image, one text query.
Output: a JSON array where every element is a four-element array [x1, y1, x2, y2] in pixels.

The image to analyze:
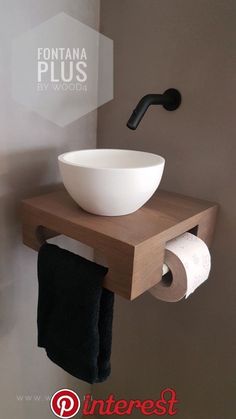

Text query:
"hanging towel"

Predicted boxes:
[[37, 243, 114, 384]]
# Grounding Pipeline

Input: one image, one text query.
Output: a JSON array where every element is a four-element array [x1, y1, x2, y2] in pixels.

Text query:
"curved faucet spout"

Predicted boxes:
[[127, 88, 181, 130]]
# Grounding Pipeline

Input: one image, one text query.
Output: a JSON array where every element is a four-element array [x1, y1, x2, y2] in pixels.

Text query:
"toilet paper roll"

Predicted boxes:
[[149, 232, 211, 302]]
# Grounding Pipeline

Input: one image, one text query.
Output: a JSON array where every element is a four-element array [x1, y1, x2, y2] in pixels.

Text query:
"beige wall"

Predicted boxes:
[[94, 1, 236, 417], [0, 1, 100, 418]]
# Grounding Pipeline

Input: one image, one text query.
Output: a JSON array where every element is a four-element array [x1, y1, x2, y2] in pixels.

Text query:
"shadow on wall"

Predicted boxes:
[[0, 146, 63, 339]]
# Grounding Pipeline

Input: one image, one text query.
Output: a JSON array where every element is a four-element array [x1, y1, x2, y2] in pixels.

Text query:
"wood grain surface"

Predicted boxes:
[[22, 188, 218, 300]]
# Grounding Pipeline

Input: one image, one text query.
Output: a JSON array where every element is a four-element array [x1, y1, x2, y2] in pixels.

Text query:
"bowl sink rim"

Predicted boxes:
[[58, 149, 165, 171]]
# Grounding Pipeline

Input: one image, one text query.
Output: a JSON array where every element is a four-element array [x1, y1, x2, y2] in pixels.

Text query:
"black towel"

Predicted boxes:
[[37, 243, 114, 384]]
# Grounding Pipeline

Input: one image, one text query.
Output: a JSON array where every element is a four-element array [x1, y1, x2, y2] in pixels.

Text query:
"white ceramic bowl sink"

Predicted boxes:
[[58, 149, 165, 216]]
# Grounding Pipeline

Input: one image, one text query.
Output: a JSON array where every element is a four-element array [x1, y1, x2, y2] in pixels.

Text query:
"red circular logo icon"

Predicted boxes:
[[50, 389, 80, 418]]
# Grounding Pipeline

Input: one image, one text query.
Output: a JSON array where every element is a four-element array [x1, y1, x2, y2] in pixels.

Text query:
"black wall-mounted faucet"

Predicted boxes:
[[127, 88, 181, 130]]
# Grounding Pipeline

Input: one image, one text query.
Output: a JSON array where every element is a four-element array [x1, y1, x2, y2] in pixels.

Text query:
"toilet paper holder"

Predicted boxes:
[[21, 189, 218, 301]]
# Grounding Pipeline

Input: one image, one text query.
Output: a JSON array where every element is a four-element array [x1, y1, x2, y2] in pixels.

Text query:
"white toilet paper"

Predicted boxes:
[[150, 232, 211, 302], [165, 232, 211, 298]]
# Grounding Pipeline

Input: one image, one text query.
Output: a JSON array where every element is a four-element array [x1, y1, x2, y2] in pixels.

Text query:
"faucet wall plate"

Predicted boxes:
[[22, 189, 218, 300], [163, 88, 182, 111]]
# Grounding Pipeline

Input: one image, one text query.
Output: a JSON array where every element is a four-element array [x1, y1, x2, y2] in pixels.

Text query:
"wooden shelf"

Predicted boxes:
[[22, 189, 218, 300]]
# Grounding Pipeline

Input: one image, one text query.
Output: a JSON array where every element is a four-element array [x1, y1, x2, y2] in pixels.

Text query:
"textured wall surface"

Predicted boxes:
[[94, 1, 236, 417], [0, 1, 100, 418]]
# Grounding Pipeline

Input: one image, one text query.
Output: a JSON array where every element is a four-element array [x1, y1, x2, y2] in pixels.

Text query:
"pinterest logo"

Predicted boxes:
[[50, 389, 80, 418]]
